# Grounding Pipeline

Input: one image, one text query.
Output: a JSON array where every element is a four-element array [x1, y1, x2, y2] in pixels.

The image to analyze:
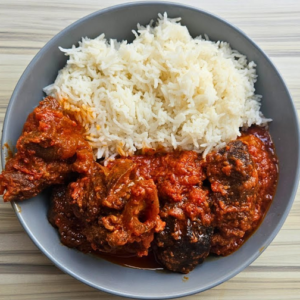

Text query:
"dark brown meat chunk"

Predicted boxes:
[[0, 97, 94, 202], [206, 140, 259, 255], [48, 185, 92, 253], [154, 211, 213, 273]]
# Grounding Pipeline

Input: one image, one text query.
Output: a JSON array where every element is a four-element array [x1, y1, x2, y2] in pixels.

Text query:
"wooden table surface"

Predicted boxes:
[[0, 0, 300, 299]]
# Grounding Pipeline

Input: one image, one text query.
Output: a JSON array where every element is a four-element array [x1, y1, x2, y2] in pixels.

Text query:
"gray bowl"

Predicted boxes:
[[1, 2, 300, 299]]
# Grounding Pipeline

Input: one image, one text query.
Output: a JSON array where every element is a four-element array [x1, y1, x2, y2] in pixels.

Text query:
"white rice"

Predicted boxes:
[[44, 13, 270, 159]]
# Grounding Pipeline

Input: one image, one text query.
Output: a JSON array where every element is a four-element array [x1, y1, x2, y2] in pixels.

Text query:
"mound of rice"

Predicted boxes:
[[44, 13, 269, 159]]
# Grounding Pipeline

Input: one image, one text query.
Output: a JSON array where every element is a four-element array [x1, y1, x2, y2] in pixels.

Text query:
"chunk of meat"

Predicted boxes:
[[68, 164, 107, 223], [100, 178, 164, 256], [206, 140, 259, 255], [153, 185, 213, 273], [48, 185, 92, 253], [0, 97, 94, 202], [154, 211, 213, 273], [49, 159, 164, 257], [0, 157, 71, 201]]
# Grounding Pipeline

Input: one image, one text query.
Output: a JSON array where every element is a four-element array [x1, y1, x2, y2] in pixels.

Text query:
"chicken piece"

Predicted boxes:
[[0, 96, 94, 202], [206, 140, 259, 255]]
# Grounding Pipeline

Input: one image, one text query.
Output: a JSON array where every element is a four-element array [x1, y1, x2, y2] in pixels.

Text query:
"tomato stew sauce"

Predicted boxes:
[[101, 125, 278, 269]]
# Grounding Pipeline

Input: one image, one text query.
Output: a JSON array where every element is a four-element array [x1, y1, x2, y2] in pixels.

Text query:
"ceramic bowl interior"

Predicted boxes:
[[1, 2, 299, 299]]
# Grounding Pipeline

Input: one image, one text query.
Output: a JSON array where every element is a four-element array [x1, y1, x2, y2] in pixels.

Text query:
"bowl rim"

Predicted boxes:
[[2, 1, 300, 298]]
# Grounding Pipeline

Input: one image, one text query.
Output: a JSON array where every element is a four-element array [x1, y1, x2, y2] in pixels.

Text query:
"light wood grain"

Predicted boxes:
[[0, 0, 300, 299]]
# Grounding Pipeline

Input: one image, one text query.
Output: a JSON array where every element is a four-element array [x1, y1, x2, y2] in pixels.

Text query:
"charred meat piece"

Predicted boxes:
[[206, 140, 259, 255], [154, 213, 213, 273], [0, 97, 94, 202]]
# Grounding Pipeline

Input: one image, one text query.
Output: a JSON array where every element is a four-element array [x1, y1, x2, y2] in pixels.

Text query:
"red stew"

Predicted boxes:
[[0, 97, 278, 274]]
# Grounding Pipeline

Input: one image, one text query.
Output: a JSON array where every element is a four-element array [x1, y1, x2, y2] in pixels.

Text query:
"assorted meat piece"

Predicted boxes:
[[206, 140, 259, 255], [50, 160, 164, 257], [0, 97, 94, 202], [49, 185, 92, 253], [0, 98, 278, 273], [154, 212, 213, 273]]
